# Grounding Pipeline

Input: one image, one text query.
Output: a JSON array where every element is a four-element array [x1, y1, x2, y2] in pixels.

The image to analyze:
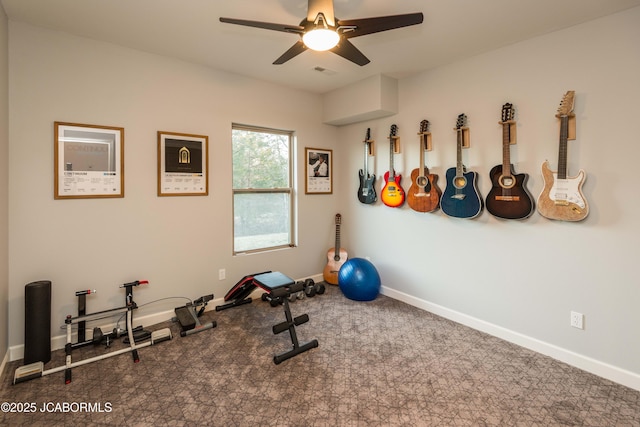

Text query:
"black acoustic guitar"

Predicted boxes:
[[357, 128, 377, 204], [486, 103, 535, 220]]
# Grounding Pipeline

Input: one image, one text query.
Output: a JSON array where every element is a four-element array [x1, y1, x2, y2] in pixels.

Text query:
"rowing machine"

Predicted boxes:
[[13, 280, 172, 385], [174, 294, 217, 337]]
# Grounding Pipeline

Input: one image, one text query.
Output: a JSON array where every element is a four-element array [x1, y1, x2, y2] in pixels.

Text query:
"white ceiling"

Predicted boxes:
[[2, 0, 640, 94]]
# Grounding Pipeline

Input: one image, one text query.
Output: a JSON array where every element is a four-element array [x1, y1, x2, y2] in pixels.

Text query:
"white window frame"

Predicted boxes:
[[231, 123, 295, 255]]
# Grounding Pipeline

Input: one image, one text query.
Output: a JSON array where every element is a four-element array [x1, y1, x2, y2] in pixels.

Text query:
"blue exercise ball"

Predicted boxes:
[[338, 258, 381, 301]]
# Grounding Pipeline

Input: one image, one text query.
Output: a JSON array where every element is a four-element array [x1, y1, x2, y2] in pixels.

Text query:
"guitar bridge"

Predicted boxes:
[[452, 194, 466, 200], [495, 195, 520, 201]]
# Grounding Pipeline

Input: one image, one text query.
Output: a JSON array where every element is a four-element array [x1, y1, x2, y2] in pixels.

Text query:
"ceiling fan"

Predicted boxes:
[[219, 0, 423, 66]]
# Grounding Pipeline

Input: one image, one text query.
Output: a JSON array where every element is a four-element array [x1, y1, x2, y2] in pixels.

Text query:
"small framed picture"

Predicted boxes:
[[305, 147, 332, 194], [54, 122, 124, 199], [157, 131, 209, 196]]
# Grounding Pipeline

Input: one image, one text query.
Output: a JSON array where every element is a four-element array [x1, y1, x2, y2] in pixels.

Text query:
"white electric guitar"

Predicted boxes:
[[537, 91, 588, 221]]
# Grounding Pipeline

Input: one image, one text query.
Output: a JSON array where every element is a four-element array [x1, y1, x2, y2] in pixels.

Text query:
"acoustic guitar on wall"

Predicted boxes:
[[323, 213, 348, 285], [440, 114, 483, 219], [381, 124, 405, 208], [537, 91, 589, 221], [486, 103, 535, 220], [407, 120, 441, 213], [357, 128, 377, 204]]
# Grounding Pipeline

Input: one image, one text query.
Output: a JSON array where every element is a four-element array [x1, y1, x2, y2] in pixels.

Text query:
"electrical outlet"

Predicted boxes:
[[570, 311, 584, 329], [218, 269, 226, 280]]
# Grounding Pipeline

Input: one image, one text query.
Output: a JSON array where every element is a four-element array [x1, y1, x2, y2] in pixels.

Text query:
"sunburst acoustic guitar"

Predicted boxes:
[[486, 102, 535, 220], [381, 124, 405, 208], [407, 120, 441, 213], [537, 91, 589, 221], [323, 214, 348, 285]]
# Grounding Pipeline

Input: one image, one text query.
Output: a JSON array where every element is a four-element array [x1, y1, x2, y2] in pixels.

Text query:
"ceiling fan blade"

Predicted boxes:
[[331, 39, 370, 66], [273, 41, 308, 65], [220, 17, 303, 34], [338, 13, 423, 38], [307, 0, 335, 26]]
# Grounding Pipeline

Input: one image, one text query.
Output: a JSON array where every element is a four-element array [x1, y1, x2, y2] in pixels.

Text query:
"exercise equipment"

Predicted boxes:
[[217, 271, 318, 364], [338, 258, 381, 301], [13, 280, 172, 385], [174, 294, 217, 337], [24, 280, 52, 365], [262, 278, 326, 305]]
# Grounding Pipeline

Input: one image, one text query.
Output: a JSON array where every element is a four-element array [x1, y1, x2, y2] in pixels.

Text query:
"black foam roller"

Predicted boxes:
[[24, 280, 51, 364]]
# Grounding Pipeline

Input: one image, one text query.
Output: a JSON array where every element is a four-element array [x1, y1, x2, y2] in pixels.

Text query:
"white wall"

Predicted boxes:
[[0, 5, 9, 371], [5, 7, 640, 391], [7, 22, 340, 349], [339, 7, 640, 388]]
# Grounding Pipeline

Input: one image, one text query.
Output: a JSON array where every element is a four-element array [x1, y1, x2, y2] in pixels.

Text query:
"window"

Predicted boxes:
[[232, 124, 295, 254]]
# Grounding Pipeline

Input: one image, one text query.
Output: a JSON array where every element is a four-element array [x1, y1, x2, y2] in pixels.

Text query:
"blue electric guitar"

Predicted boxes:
[[441, 114, 483, 219]]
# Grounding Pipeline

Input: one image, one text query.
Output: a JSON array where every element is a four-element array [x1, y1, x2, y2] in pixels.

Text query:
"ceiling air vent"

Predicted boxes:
[[313, 66, 337, 75]]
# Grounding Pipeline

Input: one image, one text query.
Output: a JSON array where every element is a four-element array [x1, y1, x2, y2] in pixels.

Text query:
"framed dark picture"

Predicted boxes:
[[305, 147, 332, 194], [158, 131, 209, 196], [54, 122, 124, 199]]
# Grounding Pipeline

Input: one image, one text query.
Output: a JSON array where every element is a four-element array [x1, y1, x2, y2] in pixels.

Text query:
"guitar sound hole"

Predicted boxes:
[[416, 176, 428, 187], [499, 175, 515, 189], [453, 176, 467, 189]]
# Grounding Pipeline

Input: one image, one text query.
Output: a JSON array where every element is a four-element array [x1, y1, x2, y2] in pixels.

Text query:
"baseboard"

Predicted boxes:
[[381, 285, 640, 392]]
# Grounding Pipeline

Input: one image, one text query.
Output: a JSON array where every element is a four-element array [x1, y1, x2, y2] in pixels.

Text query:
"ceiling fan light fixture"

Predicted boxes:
[[302, 28, 339, 51]]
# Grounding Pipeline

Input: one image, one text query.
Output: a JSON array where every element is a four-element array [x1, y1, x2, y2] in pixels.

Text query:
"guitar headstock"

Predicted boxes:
[[455, 113, 467, 129], [419, 120, 430, 133], [557, 91, 575, 117], [390, 124, 398, 138], [365, 127, 371, 141], [501, 103, 514, 122], [335, 213, 341, 225]]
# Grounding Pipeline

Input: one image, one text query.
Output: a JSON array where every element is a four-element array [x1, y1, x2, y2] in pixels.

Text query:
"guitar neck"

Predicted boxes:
[[558, 115, 569, 179], [501, 122, 512, 175], [389, 137, 396, 179], [455, 129, 464, 176], [363, 140, 369, 175], [419, 133, 426, 174]]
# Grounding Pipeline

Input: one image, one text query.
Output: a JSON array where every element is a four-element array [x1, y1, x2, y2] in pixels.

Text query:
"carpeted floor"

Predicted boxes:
[[1, 283, 639, 426]]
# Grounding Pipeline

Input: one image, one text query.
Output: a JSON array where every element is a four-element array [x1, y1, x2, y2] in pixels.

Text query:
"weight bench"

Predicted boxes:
[[216, 271, 318, 364]]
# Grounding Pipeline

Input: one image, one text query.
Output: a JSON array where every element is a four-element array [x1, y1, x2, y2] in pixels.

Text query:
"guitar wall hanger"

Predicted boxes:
[[418, 130, 433, 151], [452, 126, 471, 148], [364, 138, 375, 156], [498, 119, 517, 145], [556, 112, 576, 140], [389, 134, 401, 153]]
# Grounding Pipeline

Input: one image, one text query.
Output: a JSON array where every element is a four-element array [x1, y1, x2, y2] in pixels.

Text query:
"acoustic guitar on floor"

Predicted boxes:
[[440, 114, 483, 219], [537, 91, 589, 221], [323, 213, 348, 285], [486, 102, 535, 220], [357, 128, 377, 204], [381, 124, 405, 208], [407, 119, 441, 213]]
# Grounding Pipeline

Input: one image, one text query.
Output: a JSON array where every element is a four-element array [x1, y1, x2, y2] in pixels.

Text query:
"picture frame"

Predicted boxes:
[[54, 122, 124, 199], [305, 147, 332, 194], [157, 131, 209, 196]]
